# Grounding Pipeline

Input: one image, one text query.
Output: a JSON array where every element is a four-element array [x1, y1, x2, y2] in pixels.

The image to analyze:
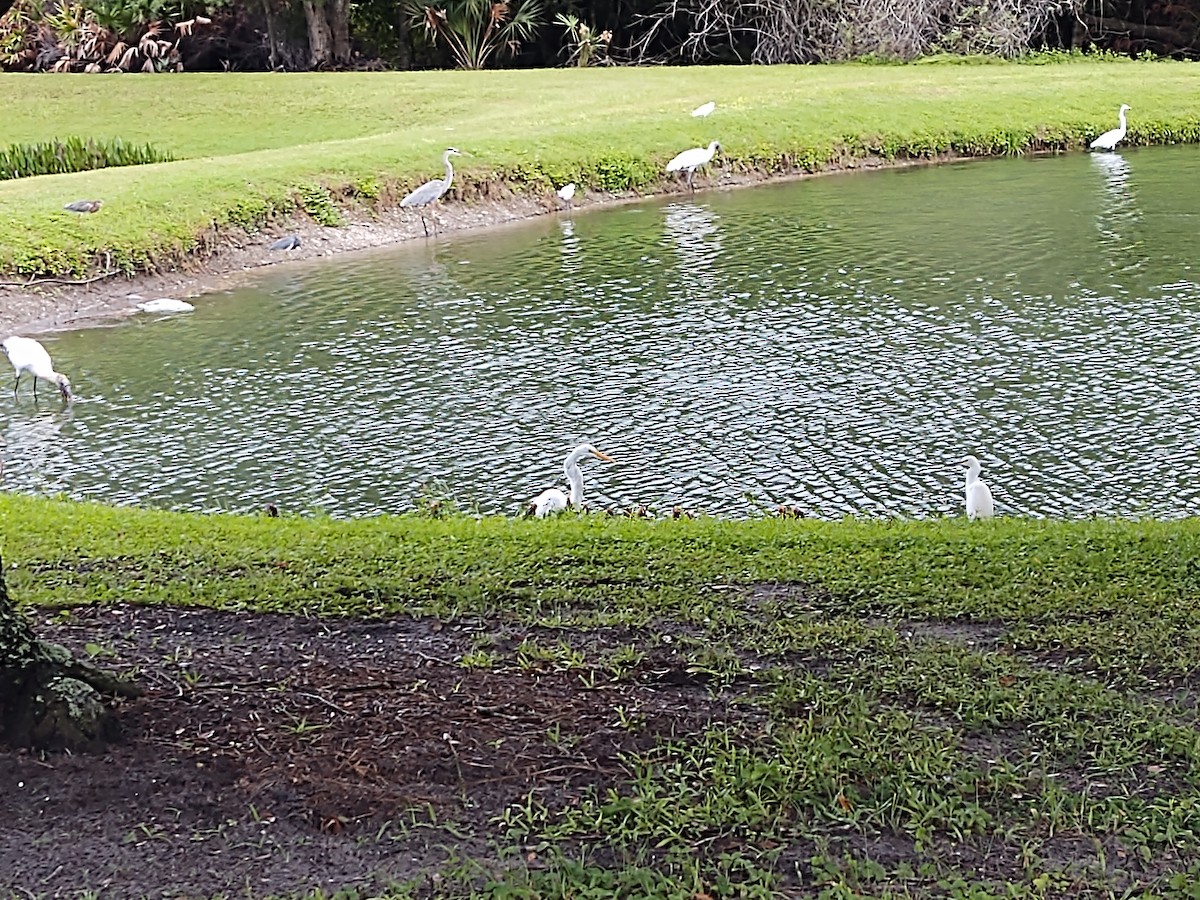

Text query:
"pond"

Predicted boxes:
[[5, 146, 1200, 519]]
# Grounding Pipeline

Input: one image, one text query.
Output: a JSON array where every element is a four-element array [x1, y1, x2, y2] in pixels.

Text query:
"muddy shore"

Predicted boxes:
[[0, 154, 957, 337]]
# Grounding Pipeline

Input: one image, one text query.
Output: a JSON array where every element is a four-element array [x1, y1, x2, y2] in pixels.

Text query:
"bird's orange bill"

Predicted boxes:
[[592, 449, 615, 462]]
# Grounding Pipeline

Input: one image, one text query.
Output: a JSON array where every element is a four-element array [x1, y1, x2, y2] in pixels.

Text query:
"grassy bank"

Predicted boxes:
[[1, 59, 1199, 278], [6, 493, 1200, 896]]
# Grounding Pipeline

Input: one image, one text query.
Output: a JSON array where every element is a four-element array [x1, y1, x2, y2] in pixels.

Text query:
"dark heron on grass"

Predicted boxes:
[[64, 200, 103, 213], [400, 148, 461, 237]]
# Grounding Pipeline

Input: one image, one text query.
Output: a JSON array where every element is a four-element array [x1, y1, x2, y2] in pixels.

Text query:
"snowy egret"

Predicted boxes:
[[528, 444, 614, 517], [1090, 104, 1131, 151], [136, 298, 194, 313], [63, 200, 103, 213], [2, 336, 72, 401], [666, 140, 721, 192], [691, 101, 715, 118], [557, 182, 576, 208], [962, 455, 994, 521], [401, 148, 461, 236]]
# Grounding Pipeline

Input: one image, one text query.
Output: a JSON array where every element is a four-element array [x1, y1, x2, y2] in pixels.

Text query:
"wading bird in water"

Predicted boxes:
[[2, 336, 73, 401], [666, 140, 721, 192], [401, 148, 461, 237], [529, 444, 614, 517], [1090, 104, 1131, 151], [962, 455, 994, 521]]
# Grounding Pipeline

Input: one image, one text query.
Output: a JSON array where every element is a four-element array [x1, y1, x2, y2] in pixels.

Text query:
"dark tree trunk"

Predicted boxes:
[[329, 0, 351, 64], [262, 0, 282, 69], [0, 555, 137, 750], [302, 0, 334, 67], [393, 3, 412, 69]]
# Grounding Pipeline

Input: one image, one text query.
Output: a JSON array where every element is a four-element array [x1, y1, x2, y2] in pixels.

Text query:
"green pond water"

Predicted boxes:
[[5, 147, 1200, 518]]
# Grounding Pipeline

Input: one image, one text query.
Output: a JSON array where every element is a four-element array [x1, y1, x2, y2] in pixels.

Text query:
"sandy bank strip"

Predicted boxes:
[[0, 154, 961, 337]]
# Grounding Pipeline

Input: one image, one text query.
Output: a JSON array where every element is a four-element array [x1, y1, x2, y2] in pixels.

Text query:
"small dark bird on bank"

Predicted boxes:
[[264, 503, 279, 518], [64, 200, 103, 214], [270, 235, 301, 251]]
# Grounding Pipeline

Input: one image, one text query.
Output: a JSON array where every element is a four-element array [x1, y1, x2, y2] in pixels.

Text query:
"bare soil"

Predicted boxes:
[[0, 605, 740, 899]]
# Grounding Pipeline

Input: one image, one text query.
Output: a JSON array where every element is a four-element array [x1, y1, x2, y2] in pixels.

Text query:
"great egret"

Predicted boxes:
[[401, 148, 461, 236], [270, 235, 301, 251], [691, 101, 716, 118], [1090, 104, 1131, 151], [2, 336, 72, 401], [962, 455, 994, 521], [557, 182, 576, 208], [63, 200, 103, 214], [136, 298, 195, 313], [666, 140, 721, 192], [529, 444, 614, 517]]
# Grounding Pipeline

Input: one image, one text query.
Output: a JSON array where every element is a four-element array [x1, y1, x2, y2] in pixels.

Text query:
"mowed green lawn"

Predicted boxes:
[[1, 60, 1199, 277], [8, 494, 1200, 894]]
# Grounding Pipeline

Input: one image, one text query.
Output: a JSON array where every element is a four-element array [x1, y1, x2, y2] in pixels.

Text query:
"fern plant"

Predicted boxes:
[[410, 0, 544, 70]]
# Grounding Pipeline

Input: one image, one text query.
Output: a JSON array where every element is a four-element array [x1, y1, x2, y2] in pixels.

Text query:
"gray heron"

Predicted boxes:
[[666, 140, 721, 192], [1090, 104, 1131, 151], [528, 443, 614, 517], [2, 336, 72, 401], [401, 147, 462, 236], [64, 200, 103, 213]]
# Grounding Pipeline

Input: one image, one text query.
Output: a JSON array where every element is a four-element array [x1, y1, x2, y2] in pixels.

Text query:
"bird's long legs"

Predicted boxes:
[[417, 211, 430, 237], [11, 373, 19, 396], [686, 169, 696, 192]]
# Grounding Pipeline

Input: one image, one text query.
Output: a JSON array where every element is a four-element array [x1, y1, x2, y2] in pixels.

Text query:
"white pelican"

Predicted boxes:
[[1090, 104, 1131, 151], [666, 140, 721, 192], [691, 101, 716, 118], [2, 336, 72, 401], [557, 182, 576, 207], [962, 455, 994, 521], [529, 444, 614, 517]]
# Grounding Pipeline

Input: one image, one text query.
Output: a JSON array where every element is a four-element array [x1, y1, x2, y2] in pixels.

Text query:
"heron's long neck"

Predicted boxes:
[[1118, 109, 1127, 131], [965, 466, 981, 486], [565, 461, 585, 507], [442, 154, 455, 192]]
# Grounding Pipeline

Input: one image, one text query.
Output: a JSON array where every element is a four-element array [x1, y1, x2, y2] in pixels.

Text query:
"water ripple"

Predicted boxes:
[[6, 147, 1200, 519]]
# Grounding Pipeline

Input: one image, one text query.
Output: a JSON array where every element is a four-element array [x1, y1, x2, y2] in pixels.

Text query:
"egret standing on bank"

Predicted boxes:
[[962, 455, 994, 521], [2, 336, 72, 401], [529, 444, 614, 517], [666, 140, 721, 192], [1090, 104, 1131, 151], [557, 182, 576, 209], [401, 148, 462, 236]]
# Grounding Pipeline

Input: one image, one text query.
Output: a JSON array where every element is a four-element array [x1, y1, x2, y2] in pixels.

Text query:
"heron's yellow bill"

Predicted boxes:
[[592, 449, 614, 462]]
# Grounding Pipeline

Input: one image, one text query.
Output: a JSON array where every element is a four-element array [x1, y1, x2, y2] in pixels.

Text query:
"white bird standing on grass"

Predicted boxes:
[[1090, 104, 1131, 151], [666, 140, 721, 192], [2, 336, 72, 401], [691, 101, 716, 118], [962, 455, 994, 521], [400, 147, 462, 237], [529, 443, 614, 517]]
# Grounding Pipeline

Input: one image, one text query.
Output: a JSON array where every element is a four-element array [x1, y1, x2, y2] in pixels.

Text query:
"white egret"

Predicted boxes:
[[1090, 104, 1131, 151], [2, 336, 72, 401], [401, 147, 462, 237], [528, 444, 614, 517], [691, 101, 716, 118], [666, 140, 721, 192], [136, 298, 195, 313], [557, 182, 576, 208], [962, 455, 994, 521]]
